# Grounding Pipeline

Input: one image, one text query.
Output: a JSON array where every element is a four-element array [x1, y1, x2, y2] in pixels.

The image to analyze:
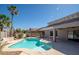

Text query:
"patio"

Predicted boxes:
[[51, 39, 79, 55]]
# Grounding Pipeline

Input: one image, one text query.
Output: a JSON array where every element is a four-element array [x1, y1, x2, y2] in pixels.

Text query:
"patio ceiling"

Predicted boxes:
[[52, 21, 79, 29], [38, 26, 54, 31]]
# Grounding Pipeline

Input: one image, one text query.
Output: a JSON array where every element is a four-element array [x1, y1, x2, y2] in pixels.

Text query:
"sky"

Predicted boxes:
[[0, 4, 79, 29]]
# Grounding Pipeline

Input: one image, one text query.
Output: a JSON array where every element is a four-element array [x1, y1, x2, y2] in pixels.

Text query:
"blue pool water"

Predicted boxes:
[[9, 37, 52, 51]]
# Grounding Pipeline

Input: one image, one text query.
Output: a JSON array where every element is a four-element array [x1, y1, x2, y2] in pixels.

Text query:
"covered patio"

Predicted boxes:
[[51, 39, 79, 55]]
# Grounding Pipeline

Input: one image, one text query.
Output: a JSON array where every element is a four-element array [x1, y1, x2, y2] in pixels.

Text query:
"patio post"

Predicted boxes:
[[53, 29, 56, 42]]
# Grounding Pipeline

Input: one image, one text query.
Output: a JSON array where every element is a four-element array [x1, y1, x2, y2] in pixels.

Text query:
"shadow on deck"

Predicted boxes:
[[49, 40, 79, 55]]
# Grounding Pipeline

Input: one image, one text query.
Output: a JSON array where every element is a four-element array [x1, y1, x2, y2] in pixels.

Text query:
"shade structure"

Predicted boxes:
[[39, 26, 54, 31]]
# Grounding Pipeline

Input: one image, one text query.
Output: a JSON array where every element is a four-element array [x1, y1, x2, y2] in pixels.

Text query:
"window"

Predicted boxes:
[[73, 30, 79, 39], [50, 30, 58, 36], [68, 31, 74, 39], [50, 31, 53, 36], [68, 30, 79, 40]]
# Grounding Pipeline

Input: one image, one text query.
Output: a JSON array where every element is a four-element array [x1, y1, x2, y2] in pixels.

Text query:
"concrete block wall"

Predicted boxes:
[[0, 31, 8, 39]]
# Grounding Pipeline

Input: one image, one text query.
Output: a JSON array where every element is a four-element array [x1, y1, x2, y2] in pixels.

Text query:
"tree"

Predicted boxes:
[[22, 29, 27, 34], [0, 14, 11, 31], [8, 5, 18, 36], [15, 28, 22, 33]]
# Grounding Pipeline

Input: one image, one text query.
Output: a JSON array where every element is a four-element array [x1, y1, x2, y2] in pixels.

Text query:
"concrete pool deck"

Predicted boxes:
[[1, 38, 64, 55], [2, 46, 64, 55], [1, 37, 79, 55], [1, 38, 79, 55]]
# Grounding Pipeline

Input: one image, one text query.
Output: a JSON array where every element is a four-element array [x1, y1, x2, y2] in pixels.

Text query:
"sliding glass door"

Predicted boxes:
[[68, 31, 74, 39], [73, 30, 79, 40], [68, 30, 79, 40]]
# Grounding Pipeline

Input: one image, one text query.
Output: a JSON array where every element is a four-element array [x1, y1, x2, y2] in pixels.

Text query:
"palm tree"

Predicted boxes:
[[8, 5, 18, 36], [0, 14, 11, 32]]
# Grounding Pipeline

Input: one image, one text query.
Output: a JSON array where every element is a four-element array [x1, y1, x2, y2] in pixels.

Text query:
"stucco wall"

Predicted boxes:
[[57, 29, 68, 40], [43, 26, 79, 41], [44, 30, 50, 38], [57, 27, 79, 40], [44, 29, 54, 41]]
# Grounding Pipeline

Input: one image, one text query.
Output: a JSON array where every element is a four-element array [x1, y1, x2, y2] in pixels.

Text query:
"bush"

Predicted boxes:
[[14, 33, 23, 39], [18, 33, 23, 39]]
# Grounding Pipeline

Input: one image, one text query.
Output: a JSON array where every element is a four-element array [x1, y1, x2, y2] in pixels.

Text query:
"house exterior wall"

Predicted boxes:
[[57, 29, 68, 40], [43, 29, 54, 41], [44, 30, 50, 38], [43, 28, 68, 41], [40, 13, 79, 41], [44, 26, 79, 41], [48, 20, 79, 41], [57, 27, 79, 40]]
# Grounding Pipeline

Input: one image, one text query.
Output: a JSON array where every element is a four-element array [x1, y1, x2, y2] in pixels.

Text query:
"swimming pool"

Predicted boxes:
[[9, 37, 52, 51]]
